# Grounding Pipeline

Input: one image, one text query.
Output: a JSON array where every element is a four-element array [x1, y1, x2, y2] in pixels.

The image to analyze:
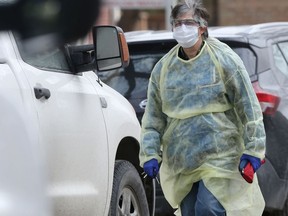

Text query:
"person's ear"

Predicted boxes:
[[199, 26, 207, 35]]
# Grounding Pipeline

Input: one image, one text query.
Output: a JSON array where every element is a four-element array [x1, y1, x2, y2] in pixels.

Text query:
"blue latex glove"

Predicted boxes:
[[143, 159, 159, 178], [239, 154, 261, 172]]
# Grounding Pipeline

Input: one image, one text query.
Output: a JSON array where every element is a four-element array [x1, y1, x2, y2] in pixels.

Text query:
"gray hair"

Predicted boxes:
[[170, 0, 210, 38]]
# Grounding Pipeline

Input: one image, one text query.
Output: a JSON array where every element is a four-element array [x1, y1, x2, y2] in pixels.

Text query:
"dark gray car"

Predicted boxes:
[[100, 22, 288, 216]]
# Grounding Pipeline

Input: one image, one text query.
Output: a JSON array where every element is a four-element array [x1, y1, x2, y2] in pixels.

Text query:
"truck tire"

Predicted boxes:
[[109, 160, 150, 216]]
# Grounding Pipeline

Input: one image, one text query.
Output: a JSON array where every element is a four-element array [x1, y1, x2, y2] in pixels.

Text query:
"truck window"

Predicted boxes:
[[14, 33, 71, 73]]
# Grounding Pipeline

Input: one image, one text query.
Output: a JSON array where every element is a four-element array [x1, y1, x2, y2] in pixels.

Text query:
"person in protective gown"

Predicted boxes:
[[139, 1, 266, 216]]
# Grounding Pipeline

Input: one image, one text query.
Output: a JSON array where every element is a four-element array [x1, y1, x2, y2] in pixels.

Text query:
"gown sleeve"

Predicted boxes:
[[139, 61, 167, 166], [224, 54, 266, 159]]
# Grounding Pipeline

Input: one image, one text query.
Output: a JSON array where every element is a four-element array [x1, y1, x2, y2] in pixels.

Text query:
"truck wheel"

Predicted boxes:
[[109, 160, 150, 216]]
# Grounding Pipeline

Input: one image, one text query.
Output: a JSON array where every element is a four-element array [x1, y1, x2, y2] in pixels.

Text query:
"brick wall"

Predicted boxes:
[[99, 1, 288, 31], [217, 0, 288, 26]]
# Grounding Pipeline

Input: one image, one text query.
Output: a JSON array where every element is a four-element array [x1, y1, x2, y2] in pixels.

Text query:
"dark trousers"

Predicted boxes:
[[180, 180, 226, 216]]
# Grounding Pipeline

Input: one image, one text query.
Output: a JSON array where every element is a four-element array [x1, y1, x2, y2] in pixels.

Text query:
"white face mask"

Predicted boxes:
[[173, 25, 199, 48]]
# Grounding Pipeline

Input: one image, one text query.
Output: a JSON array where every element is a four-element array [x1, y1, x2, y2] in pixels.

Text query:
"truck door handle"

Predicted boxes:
[[34, 87, 51, 99]]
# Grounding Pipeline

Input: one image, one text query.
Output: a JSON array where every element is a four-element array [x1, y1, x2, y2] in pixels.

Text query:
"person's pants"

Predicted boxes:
[[180, 180, 226, 216]]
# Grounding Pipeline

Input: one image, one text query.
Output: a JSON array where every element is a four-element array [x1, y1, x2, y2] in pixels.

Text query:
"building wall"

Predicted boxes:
[[99, 0, 288, 32], [217, 0, 288, 26]]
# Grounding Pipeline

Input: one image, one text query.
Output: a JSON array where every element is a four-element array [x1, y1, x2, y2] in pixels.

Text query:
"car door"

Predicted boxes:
[[0, 32, 51, 216], [12, 33, 110, 216]]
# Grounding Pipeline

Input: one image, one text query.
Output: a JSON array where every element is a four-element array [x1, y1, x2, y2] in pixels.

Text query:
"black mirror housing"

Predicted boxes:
[[64, 26, 130, 74]]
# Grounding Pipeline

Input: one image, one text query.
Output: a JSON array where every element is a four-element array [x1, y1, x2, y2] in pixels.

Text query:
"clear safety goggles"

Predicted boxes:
[[172, 19, 199, 28]]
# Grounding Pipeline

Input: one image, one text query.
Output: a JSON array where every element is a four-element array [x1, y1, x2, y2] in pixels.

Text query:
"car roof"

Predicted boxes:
[[125, 30, 174, 43], [125, 22, 288, 47]]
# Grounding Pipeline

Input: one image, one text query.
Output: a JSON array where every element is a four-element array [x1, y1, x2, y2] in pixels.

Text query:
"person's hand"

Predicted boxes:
[[143, 159, 159, 178], [239, 154, 261, 172], [239, 154, 264, 183]]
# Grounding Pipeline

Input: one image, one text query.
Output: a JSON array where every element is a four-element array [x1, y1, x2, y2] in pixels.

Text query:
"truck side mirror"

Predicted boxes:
[[93, 26, 130, 72]]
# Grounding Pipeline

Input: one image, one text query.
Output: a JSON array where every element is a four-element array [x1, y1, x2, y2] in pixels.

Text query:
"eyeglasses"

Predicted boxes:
[[172, 19, 199, 28]]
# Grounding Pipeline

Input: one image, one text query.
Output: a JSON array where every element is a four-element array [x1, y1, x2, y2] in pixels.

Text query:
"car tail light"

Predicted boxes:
[[253, 82, 280, 116]]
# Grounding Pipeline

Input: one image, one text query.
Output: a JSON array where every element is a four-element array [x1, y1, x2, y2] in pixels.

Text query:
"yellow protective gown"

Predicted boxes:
[[139, 37, 266, 216]]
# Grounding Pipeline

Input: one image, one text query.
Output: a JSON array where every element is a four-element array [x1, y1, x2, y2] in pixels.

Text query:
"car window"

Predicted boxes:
[[14, 33, 71, 73], [273, 42, 288, 77], [101, 41, 258, 98], [22, 48, 70, 72], [99, 53, 164, 99], [278, 42, 288, 61]]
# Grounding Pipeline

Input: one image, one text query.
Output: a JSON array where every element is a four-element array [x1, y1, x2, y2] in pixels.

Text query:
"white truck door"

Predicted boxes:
[[13, 36, 110, 216], [0, 32, 51, 216]]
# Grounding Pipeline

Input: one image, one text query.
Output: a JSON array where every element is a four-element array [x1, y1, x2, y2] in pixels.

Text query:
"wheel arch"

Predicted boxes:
[[116, 137, 156, 216]]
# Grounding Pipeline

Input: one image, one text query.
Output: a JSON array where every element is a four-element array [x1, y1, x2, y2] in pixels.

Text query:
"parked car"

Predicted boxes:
[[99, 22, 288, 216], [0, 26, 155, 216]]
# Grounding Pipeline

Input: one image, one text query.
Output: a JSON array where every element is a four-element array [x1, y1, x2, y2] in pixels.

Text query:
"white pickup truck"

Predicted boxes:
[[0, 26, 154, 216]]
